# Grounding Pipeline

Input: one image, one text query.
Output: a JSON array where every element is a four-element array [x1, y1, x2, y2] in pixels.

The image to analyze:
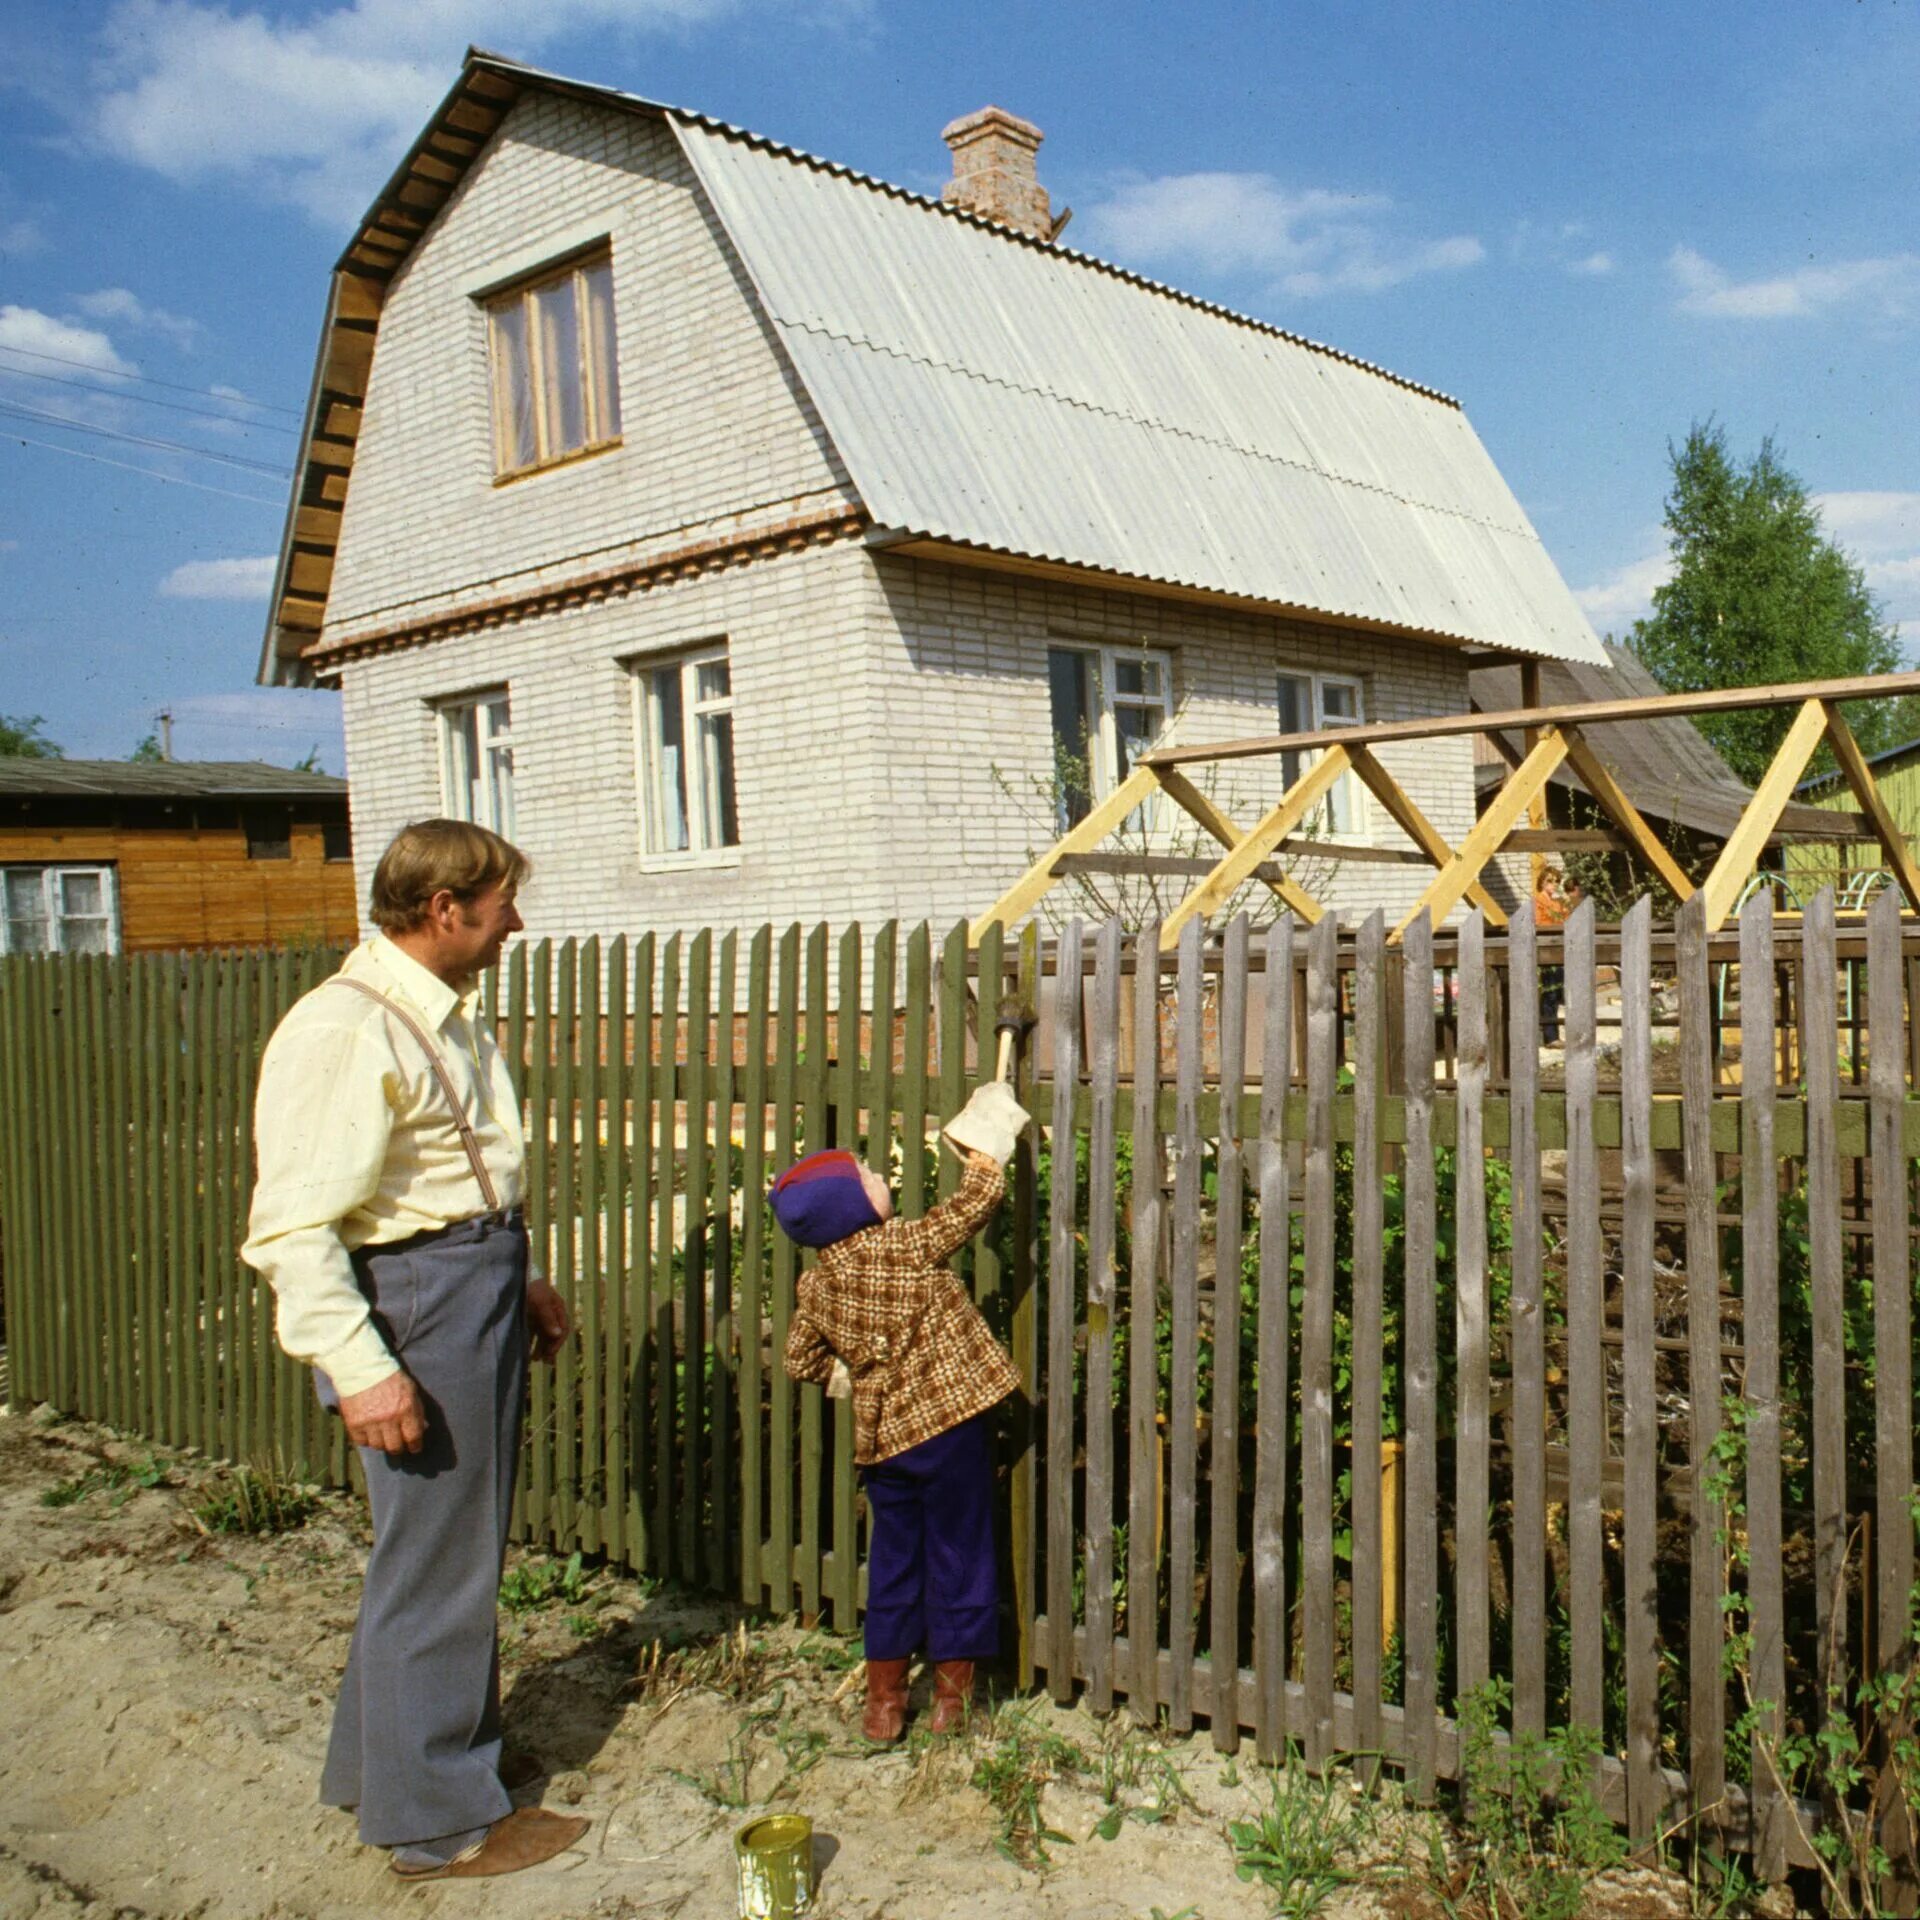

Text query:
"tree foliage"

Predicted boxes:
[[128, 733, 164, 763], [1629, 423, 1905, 785], [0, 713, 62, 758]]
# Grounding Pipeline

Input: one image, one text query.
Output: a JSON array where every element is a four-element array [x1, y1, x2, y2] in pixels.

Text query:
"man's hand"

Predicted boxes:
[[527, 1278, 571, 1364], [339, 1369, 427, 1455]]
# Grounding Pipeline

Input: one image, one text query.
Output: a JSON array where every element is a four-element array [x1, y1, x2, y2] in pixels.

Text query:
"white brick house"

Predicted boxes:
[[261, 52, 1606, 944]]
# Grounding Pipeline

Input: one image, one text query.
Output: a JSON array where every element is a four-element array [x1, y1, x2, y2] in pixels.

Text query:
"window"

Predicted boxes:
[[634, 648, 739, 861], [1276, 671, 1367, 839], [1047, 644, 1173, 833], [487, 249, 621, 478], [322, 819, 353, 864], [243, 807, 292, 860], [439, 691, 517, 839], [1, 865, 118, 955]]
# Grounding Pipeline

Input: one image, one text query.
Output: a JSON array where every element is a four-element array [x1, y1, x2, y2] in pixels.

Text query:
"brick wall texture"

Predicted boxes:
[[327, 90, 1490, 948]]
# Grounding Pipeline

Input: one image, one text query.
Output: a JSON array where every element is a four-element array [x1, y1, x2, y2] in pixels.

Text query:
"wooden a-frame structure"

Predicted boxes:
[[973, 671, 1920, 948]]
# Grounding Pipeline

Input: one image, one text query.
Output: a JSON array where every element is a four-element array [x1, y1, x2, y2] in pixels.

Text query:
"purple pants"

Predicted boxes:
[[861, 1413, 999, 1662]]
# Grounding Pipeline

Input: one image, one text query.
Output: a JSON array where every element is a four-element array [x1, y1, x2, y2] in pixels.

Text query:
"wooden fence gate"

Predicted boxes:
[[3, 892, 1919, 1887]]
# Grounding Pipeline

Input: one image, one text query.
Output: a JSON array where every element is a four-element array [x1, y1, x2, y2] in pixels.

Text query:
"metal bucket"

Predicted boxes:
[[734, 1813, 815, 1919]]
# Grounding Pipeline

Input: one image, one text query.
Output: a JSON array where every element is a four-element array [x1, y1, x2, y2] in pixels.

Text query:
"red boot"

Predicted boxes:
[[862, 1657, 911, 1744], [928, 1661, 974, 1734]]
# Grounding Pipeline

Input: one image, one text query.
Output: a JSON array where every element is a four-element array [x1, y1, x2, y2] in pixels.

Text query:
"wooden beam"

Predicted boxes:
[[1499, 829, 1628, 852], [1559, 727, 1698, 903], [1159, 750, 1353, 946], [1146, 668, 1920, 770], [1696, 700, 1831, 932], [1393, 730, 1570, 940], [332, 271, 384, 323], [1055, 844, 1430, 877], [970, 763, 1164, 941], [1154, 768, 1325, 922], [1819, 701, 1920, 914], [1521, 660, 1547, 892], [1347, 746, 1508, 926], [293, 505, 342, 546]]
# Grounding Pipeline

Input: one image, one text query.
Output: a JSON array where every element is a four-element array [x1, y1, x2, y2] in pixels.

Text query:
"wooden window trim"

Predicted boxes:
[[630, 644, 742, 870], [485, 246, 622, 482]]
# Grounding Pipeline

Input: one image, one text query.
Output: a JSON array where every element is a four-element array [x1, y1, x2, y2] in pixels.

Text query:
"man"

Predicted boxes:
[[243, 819, 586, 1881]]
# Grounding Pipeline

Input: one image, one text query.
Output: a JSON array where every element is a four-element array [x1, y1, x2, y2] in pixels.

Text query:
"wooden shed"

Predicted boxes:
[[0, 761, 358, 955], [1784, 735, 1920, 898]]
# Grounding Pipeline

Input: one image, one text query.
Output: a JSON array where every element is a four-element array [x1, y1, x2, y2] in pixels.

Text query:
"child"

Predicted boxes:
[[772, 1101, 1021, 1744]]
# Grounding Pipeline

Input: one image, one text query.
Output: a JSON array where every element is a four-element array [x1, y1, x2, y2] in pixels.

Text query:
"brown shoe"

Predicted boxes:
[[390, 1807, 590, 1881], [861, 1656, 912, 1744], [928, 1660, 975, 1735]]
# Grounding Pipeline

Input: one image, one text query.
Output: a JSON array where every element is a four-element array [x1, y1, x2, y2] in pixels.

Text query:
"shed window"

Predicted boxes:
[[439, 691, 516, 840], [1, 865, 119, 955], [633, 646, 739, 862], [487, 249, 621, 479], [244, 808, 293, 860], [1047, 643, 1171, 834], [322, 819, 352, 863], [1276, 671, 1367, 840]]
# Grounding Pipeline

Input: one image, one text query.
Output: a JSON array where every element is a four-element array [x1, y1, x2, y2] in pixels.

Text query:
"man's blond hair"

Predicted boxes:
[[369, 819, 531, 934]]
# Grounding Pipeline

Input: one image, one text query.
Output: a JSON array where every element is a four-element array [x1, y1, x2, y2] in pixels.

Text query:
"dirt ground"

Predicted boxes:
[[0, 1405, 1719, 1920]]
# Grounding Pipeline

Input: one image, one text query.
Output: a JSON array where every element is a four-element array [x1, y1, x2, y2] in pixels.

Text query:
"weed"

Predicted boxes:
[[635, 1621, 777, 1707], [564, 1609, 609, 1641], [971, 1698, 1089, 1868], [669, 1727, 757, 1809], [499, 1550, 594, 1614], [189, 1465, 320, 1535], [1227, 1751, 1374, 1918], [39, 1454, 168, 1510]]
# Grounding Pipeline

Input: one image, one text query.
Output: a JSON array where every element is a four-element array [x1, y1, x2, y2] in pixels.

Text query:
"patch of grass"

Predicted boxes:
[[971, 1698, 1089, 1868], [1228, 1751, 1376, 1918], [39, 1454, 169, 1511], [189, 1465, 320, 1535], [499, 1549, 594, 1614], [635, 1620, 778, 1706], [1091, 1718, 1197, 1840], [668, 1727, 758, 1809]]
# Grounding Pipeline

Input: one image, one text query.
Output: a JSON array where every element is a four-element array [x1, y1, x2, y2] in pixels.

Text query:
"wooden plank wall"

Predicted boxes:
[[4, 900, 1920, 1890]]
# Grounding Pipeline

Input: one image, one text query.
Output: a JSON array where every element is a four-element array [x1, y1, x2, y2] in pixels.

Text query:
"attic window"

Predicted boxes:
[[487, 248, 622, 479]]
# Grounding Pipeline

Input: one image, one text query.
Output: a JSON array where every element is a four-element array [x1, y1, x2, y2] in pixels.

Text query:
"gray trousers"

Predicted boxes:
[[318, 1213, 529, 1850]]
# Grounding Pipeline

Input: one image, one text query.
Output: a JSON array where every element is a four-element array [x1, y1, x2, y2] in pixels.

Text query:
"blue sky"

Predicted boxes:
[[2, 0, 1916, 772]]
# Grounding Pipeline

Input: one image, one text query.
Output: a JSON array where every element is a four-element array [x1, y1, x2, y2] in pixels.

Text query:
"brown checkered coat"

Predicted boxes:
[[783, 1153, 1019, 1464]]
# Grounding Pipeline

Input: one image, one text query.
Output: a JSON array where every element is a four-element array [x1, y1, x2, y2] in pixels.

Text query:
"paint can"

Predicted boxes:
[[734, 1813, 815, 1919]]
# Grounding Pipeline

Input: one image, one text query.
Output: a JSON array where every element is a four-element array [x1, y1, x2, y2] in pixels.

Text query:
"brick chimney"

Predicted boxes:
[[940, 106, 1064, 241]]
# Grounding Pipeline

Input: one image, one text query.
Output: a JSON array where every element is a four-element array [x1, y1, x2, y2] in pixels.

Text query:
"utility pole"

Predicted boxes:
[[158, 711, 173, 762]]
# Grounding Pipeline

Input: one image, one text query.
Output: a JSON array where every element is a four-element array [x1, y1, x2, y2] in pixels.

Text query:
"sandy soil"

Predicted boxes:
[[0, 1405, 1713, 1920]]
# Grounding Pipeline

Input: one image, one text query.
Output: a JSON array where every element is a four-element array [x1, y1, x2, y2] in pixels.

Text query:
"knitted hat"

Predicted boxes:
[[767, 1150, 882, 1249]]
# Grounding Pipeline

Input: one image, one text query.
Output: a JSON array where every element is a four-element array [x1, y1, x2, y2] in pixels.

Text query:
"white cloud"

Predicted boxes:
[[1083, 170, 1484, 299], [1670, 244, 1920, 321], [83, 0, 802, 224], [73, 286, 201, 349], [1573, 546, 1672, 635], [0, 304, 134, 378], [1567, 251, 1614, 277], [158, 554, 278, 599]]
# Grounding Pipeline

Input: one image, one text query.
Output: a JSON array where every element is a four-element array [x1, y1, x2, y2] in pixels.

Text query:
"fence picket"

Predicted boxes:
[[1168, 916, 1204, 1734], [630, 932, 656, 1571], [830, 925, 859, 1627], [1740, 891, 1786, 1883], [1303, 909, 1339, 1765], [1047, 920, 1085, 1702], [653, 935, 682, 1576], [1211, 914, 1249, 1753], [1253, 916, 1294, 1763], [712, 931, 737, 1596], [799, 924, 829, 1621], [1085, 917, 1123, 1716], [1567, 898, 1606, 1748], [555, 938, 581, 1547], [579, 937, 604, 1558], [605, 936, 629, 1570], [685, 929, 712, 1586], [1011, 921, 1042, 1691], [738, 928, 769, 1605], [1128, 917, 1165, 1725], [1350, 910, 1386, 1767], [1620, 898, 1661, 1847], [1508, 903, 1547, 1746], [768, 926, 801, 1610], [1401, 910, 1438, 1802], [1454, 910, 1491, 1703]]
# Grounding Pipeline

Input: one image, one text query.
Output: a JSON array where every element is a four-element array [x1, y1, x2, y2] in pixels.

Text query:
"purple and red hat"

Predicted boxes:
[[767, 1150, 882, 1249]]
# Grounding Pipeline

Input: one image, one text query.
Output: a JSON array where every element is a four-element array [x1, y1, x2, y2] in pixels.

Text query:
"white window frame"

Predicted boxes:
[[0, 863, 120, 955], [437, 690, 517, 840], [1047, 641, 1175, 833], [630, 645, 742, 869], [1276, 669, 1370, 843], [484, 246, 622, 481]]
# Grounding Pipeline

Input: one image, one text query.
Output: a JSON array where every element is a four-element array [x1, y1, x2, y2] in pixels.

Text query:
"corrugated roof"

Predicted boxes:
[[0, 760, 347, 800], [1470, 646, 1856, 841], [263, 48, 1607, 680], [677, 117, 1605, 664]]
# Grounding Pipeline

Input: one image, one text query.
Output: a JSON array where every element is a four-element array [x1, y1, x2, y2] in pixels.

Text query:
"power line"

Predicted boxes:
[[0, 431, 284, 506], [0, 359, 300, 434], [0, 398, 293, 478], [0, 340, 303, 416]]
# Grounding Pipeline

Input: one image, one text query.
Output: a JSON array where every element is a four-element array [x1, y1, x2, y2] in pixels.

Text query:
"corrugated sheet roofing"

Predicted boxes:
[[0, 760, 348, 800], [675, 115, 1606, 664]]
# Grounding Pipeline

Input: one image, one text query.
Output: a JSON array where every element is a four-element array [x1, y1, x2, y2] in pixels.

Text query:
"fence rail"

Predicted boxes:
[[3, 894, 1919, 1891]]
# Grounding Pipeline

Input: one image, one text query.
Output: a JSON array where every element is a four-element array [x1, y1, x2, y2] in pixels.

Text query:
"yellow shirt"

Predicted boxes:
[[241, 934, 528, 1398]]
